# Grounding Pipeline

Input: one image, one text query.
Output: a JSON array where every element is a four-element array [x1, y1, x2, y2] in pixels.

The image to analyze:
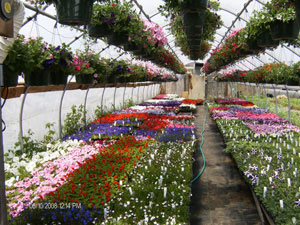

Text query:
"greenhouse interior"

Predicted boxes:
[[1, 0, 300, 224]]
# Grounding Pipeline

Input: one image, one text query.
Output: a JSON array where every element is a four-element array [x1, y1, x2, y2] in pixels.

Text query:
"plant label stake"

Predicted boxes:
[[269, 177, 273, 184], [288, 178, 291, 187], [280, 200, 284, 209], [129, 187, 133, 196], [263, 187, 267, 198], [293, 148, 297, 155], [148, 160, 151, 167], [163, 187, 167, 198], [292, 217, 296, 224]]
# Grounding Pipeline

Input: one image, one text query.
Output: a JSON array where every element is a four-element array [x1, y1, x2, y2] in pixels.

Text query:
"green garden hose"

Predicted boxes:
[[191, 101, 209, 183]]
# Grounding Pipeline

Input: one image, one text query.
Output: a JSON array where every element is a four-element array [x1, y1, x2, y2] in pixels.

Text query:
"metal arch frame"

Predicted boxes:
[[19, 87, 30, 152], [84, 85, 91, 127], [59, 75, 74, 140]]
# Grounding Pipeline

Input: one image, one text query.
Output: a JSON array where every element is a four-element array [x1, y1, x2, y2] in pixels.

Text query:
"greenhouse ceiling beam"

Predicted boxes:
[[22, 5, 50, 28], [130, 0, 182, 63], [150, 11, 160, 18], [219, 7, 248, 23], [217, 0, 253, 48]]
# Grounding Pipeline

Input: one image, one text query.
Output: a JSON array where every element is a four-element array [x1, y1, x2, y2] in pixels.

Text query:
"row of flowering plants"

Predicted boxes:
[[209, 98, 300, 224], [3, 34, 180, 87], [6, 94, 202, 224], [215, 62, 300, 86], [203, 0, 300, 74]]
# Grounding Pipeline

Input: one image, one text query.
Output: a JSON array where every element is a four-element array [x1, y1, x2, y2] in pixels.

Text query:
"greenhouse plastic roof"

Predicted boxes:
[[19, 0, 300, 72]]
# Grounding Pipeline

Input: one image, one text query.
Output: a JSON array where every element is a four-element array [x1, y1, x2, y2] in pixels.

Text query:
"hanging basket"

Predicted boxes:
[[49, 71, 68, 85], [107, 32, 129, 46], [25, 70, 50, 86], [1, 65, 18, 87], [54, 0, 94, 25], [270, 19, 300, 40], [180, 0, 208, 12], [181, 11, 206, 28], [87, 23, 113, 38], [75, 74, 94, 85], [257, 31, 279, 48]]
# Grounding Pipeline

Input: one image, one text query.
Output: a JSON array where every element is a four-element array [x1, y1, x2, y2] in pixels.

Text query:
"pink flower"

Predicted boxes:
[[75, 66, 81, 71]]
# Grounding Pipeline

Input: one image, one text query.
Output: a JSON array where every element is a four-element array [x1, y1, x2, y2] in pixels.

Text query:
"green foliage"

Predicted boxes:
[[42, 122, 57, 145], [91, 0, 144, 35], [63, 105, 87, 136], [13, 130, 46, 159], [3, 35, 31, 74]]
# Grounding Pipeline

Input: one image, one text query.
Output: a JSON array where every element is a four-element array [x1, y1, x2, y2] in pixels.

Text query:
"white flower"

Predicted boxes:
[[5, 177, 15, 187], [276, 14, 282, 20]]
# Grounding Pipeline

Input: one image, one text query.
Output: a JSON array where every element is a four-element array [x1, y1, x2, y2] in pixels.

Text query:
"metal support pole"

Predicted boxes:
[[272, 84, 278, 114], [285, 85, 291, 122], [123, 82, 127, 108], [59, 76, 73, 140], [0, 90, 8, 225], [19, 87, 29, 152], [252, 84, 254, 103], [131, 85, 135, 103], [216, 82, 219, 98], [101, 84, 106, 115], [246, 83, 249, 100], [137, 85, 140, 103], [142, 84, 146, 102], [257, 84, 261, 107], [83, 85, 90, 127], [263, 84, 268, 109], [113, 86, 117, 111]]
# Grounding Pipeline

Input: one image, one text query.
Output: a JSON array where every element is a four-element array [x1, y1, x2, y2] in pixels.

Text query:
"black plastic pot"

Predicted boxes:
[[180, 0, 208, 12], [181, 11, 206, 28], [55, 0, 93, 25], [270, 19, 300, 40], [257, 30, 279, 48], [107, 32, 129, 46], [1, 65, 18, 87], [87, 23, 113, 38]]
